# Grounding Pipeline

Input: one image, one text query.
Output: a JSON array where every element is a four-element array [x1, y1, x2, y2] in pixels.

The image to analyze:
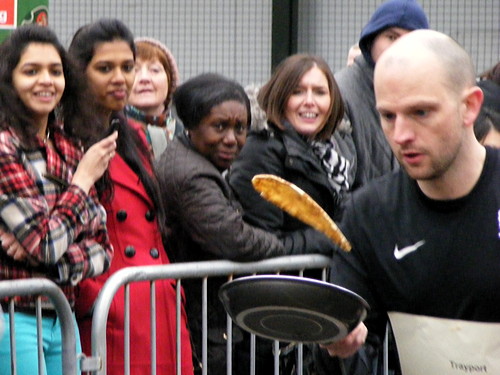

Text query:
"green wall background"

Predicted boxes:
[[0, 0, 48, 43]]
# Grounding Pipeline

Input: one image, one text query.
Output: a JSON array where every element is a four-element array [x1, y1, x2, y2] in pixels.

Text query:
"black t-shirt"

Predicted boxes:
[[330, 146, 500, 371]]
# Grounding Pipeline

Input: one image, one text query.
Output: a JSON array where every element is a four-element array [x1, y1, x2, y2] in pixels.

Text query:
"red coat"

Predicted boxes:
[[75, 123, 193, 375]]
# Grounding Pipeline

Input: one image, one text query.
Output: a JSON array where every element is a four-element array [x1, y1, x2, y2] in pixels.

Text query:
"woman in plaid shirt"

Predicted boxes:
[[0, 25, 115, 375]]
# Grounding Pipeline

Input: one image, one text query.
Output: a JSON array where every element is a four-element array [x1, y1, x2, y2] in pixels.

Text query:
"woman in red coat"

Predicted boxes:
[[69, 18, 193, 375]]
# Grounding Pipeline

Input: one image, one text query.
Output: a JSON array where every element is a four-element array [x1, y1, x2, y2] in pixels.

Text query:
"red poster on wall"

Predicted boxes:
[[0, 0, 17, 29]]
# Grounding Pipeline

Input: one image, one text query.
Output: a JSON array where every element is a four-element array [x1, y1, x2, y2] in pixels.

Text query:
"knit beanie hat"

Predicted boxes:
[[134, 37, 180, 107], [359, 0, 429, 67]]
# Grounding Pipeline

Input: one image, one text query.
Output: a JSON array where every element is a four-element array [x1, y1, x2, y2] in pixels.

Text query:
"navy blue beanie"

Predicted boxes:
[[359, 0, 429, 67]]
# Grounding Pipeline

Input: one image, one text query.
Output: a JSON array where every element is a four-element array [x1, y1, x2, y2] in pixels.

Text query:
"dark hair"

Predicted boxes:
[[68, 19, 163, 228], [257, 54, 344, 141], [173, 73, 251, 130], [480, 61, 500, 85], [0, 24, 100, 148], [474, 80, 500, 142], [68, 18, 135, 71]]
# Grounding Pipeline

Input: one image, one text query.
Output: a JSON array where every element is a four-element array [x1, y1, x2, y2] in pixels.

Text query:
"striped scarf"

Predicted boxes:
[[311, 138, 350, 196]]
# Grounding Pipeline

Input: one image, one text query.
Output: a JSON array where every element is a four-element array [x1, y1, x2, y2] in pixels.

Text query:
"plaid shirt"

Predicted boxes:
[[0, 125, 113, 308]]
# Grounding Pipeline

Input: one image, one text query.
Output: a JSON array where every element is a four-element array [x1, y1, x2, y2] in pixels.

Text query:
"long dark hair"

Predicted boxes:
[[68, 19, 164, 226], [0, 24, 100, 148]]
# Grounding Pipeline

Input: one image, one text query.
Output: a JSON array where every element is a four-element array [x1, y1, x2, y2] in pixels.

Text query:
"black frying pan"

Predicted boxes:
[[219, 275, 369, 343]]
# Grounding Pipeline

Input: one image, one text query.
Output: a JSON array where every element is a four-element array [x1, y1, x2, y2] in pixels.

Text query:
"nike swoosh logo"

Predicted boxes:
[[394, 240, 425, 260]]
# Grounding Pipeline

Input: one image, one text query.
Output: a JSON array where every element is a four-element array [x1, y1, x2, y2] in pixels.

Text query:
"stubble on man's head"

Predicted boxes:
[[374, 30, 476, 98]]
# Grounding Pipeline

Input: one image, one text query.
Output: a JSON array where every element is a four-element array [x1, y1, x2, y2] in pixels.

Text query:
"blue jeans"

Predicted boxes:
[[0, 312, 81, 375]]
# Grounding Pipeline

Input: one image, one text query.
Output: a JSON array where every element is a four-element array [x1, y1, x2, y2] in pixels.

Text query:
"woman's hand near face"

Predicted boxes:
[[72, 131, 118, 194]]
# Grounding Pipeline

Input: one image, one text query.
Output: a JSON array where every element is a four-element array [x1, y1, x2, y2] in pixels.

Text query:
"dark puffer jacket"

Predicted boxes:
[[158, 134, 289, 264], [228, 120, 355, 374], [229, 120, 352, 250], [335, 56, 399, 190], [157, 133, 294, 373]]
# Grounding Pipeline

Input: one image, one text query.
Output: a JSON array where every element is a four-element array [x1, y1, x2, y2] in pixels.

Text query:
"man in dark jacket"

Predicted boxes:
[[335, 0, 429, 190]]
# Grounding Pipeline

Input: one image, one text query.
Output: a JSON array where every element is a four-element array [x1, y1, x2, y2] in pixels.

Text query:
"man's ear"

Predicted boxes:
[[462, 86, 484, 128]]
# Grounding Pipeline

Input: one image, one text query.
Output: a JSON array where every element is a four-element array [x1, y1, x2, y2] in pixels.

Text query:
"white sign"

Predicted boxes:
[[388, 312, 500, 374]]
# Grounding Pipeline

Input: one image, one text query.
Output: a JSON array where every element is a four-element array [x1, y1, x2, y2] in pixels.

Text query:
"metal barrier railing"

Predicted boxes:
[[80, 254, 333, 375], [0, 278, 78, 375]]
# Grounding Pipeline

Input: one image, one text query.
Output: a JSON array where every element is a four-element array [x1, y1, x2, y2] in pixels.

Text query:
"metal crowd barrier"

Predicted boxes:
[[80, 254, 333, 375], [0, 278, 78, 375]]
